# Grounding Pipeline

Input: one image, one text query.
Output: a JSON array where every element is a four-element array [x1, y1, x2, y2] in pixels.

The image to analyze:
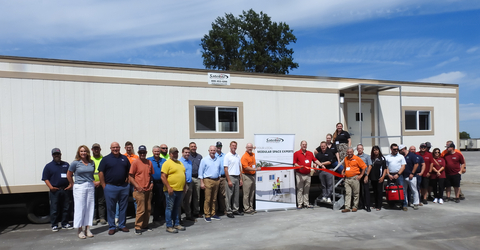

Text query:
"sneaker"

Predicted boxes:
[[413, 205, 419, 210], [455, 198, 460, 203], [423, 200, 428, 205], [439, 198, 444, 204], [321, 197, 327, 202], [326, 198, 332, 203], [233, 211, 244, 216], [52, 226, 59, 232], [433, 198, 438, 203], [99, 219, 107, 225], [211, 215, 221, 221], [418, 203, 423, 206], [297, 206, 303, 210], [92, 220, 98, 226], [204, 217, 212, 223], [173, 225, 186, 231], [445, 197, 450, 202], [134, 229, 142, 235], [227, 213, 235, 218], [402, 207, 408, 211], [460, 193, 465, 200], [141, 227, 153, 232], [166, 227, 178, 233], [62, 224, 73, 230]]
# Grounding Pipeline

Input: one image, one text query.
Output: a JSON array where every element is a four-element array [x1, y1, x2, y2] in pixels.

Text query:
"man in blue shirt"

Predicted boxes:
[[179, 147, 195, 222], [147, 145, 166, 225], [399, 145, 420, 210], [42, 148, 73, 232], [199, 145, 223, 222], [215, 141, 226, 215], [98, 142, 131, 235]]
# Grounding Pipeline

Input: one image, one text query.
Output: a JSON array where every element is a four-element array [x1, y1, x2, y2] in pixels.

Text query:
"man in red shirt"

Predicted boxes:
[[417, 143, 433, 204], [293, 141, 322, 209], [444, 143, 466, 203]]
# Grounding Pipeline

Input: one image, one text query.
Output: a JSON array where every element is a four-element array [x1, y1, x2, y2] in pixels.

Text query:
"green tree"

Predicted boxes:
[[200, 9, 298, 74], [459, 131, 471, 139]]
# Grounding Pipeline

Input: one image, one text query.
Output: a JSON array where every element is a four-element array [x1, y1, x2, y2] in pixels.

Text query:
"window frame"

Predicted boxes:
[[402, 106, 434, 136], [189, 100, 244, 139]]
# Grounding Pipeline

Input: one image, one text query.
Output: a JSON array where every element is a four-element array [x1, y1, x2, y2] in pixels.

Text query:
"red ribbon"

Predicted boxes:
[[260, 166, 344, 178]]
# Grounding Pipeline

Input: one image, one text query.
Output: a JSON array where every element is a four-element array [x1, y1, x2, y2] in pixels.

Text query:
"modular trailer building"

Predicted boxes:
[[0, 56, 459, 222]]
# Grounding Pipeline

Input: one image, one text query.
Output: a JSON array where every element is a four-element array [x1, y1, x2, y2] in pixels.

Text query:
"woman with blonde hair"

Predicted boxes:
[[332, 123, 351, 161], [67, 145, 96, 239]]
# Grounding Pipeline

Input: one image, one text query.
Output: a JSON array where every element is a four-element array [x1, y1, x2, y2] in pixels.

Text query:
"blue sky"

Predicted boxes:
[[1, 1, 479, 137]]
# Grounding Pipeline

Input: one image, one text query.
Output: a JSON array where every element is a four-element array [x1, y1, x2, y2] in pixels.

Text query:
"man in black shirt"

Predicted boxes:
[[315, 142, 335, 203]]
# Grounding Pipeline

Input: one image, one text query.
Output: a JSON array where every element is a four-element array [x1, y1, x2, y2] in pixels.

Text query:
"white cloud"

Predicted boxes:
[[435, 56, 459, 67], [466, 47, 478, 53], [0, 0, 479, 57], [460, 103, 480, 121], [417, 71, 465, 84]]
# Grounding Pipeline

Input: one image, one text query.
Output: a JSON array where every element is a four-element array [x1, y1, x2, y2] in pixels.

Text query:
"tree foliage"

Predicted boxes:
[[459, 131, 471, 139], [200, 9, 299, 74]]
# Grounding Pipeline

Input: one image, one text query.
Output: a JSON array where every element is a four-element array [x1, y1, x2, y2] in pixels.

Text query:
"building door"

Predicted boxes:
[[345, 100, 374, 149]]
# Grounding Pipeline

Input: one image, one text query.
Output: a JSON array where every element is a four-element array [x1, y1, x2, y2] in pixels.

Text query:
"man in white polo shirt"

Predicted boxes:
[[385, 143, 408, 211], [223, 141, 244, 218]]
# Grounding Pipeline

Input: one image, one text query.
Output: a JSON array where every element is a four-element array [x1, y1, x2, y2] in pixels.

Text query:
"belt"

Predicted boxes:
[[244, 173, 255, 176], [204, 177, 219, 180], [106, 182, 126, 186], [345, 175, 358, 179], [192, 174, 198, 178], [220, 175, 225, 178], [153, 180, 163, 184]]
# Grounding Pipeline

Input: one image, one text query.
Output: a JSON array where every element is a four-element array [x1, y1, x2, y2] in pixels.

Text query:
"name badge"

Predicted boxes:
[[305, 160, 310, 164], [336, 141, 339, 145], [346, 167, 351, 171], [61, 173, 67, 178], [252, 165, 256, 168]]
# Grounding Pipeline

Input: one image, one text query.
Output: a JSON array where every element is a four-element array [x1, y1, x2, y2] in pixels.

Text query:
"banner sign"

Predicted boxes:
[[254, 134, 296, 208], [208, 73, 230, 85]]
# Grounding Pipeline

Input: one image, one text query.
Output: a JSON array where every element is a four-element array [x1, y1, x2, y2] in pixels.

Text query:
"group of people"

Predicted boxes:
[[42, 140, 260, 238], [42, 123, 467, 238], [294, 123, 467, 213]]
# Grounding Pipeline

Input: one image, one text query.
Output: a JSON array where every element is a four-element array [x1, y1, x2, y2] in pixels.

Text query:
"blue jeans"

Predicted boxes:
[[49, 189, 71, 227], [104, 183, 130, 230], [164, 191, 183, 228]]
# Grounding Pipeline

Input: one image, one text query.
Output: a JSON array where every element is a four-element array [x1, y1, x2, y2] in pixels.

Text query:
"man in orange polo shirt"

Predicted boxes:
[[241, 143, 260, 214], [341, 147, 366, 213], [124, 141, 139, 163], [293, 141, 322, 209]]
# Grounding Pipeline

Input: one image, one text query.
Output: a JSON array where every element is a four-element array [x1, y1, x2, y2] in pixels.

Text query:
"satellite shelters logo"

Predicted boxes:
[[266, 137, 284, 143], [209, 73, 229, 79]]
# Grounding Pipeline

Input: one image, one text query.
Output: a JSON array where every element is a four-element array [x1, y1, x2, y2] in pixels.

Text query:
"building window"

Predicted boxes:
[[257, 176, 263, 182], [189, 100, 244, 139], [405, 110, 431, 131], [402, 106, 434, 136], [195, 106, 238, 132], [269, 175, 275, 180]]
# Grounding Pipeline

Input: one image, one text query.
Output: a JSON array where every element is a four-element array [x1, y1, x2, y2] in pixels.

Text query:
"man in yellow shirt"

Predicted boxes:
[[91, 143, 106, 225], [161, 147, 186, 233]]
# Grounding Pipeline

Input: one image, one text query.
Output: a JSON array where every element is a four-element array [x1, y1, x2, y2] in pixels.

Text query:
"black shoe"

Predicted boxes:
[[233, 211, 244, 216], [455, 198, 460, 203], [227, 214, 235, 218], [423, 200, 428, 205], [366, 207, 371, 212], [134, 229, 142, 235]]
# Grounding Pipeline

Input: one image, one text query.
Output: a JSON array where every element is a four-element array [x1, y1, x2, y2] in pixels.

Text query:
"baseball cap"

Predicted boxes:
[[216, 141, 223, 147], [425, 142, 432, 148], [447, 142, 456, 149], [92, 143, 101, 149], [138, 145, 147, 152], [51, 148, 61, 154], [419, 143, 426, 148], [398, 145, 406, 150], [169, 147, 179, 154]]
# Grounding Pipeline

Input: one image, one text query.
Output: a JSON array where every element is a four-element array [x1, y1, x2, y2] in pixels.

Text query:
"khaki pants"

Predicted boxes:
[[344, 176, 360, 209], [216, 177, 226, 214], [182, 182, 193, 218], [132, 190, 152, 230], [203, 178, 219, 218], [242, 174, 256, 212], [295, 172, 311, 207]]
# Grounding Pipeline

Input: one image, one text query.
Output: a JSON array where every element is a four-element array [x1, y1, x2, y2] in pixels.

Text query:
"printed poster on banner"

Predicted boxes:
[[254, 134, 296, 209]]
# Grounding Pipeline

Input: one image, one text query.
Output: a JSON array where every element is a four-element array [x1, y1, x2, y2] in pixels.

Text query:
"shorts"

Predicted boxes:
[[445, 174, 461, 188], [421, 177, 430, 189]]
